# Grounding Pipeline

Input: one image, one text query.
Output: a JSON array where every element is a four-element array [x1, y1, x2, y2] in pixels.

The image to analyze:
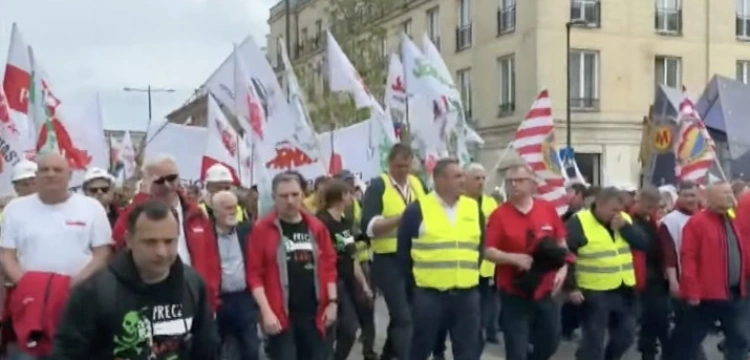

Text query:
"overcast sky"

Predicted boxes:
[[0, 0, 275, 131]]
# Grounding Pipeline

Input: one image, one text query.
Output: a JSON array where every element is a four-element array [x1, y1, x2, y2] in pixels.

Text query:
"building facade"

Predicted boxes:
[[268, 0, 750, 185]]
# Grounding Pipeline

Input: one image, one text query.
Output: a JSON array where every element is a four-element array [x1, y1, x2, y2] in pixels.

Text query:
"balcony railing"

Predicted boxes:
[[570, 97, 600, 111], [655, 8, 682, 35], [497, 6, 516, 35], [570, 0, 601, 28], [498, 102, 515, 117], [456, 24, 472, 52]]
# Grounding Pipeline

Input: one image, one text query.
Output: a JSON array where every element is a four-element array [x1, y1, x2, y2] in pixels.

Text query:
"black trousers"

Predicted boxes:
[[576, 289, 637, 360], [266, 315, 333, 360], [500, 292, 560, 360], [669, 294, 750, 360], [216, 291, 261, 360], [637, 283, 670, 357]]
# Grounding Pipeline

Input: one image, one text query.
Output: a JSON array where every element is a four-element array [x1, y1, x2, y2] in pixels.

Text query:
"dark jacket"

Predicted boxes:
[[113, 192, 221, 310], [51, 250, 220, 360], [565, 208, 648, 290], [206, 208, 253, 293], [513, 237, 569, 296]]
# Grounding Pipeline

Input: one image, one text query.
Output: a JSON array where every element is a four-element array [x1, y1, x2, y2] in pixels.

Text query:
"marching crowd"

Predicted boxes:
[[0, 143, 748, 360]]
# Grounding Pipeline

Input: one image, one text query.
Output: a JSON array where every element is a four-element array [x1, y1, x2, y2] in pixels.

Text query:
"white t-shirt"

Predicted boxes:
[[0, 193, 113, 276], [174, 201, 192, 266]]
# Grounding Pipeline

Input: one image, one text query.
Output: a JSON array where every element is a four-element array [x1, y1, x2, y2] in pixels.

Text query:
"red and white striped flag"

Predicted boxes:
[[511, 89, 568, 215], [679, 86, 715, 150], [674, 86, 716, 182]]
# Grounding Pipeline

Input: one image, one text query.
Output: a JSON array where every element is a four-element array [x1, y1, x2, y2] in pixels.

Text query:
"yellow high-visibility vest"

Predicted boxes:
[[575, 210, 636, 291], [372, 174, 426, 254], [199, 203, 245, 223], [478, 195, 499, 278], [303, 194, 319, 213], [412, 193, 482, 290]]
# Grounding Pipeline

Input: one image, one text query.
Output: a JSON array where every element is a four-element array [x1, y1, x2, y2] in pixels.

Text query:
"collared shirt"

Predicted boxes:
[[217, 228, 246, 293], [174, 201, 191, 266]]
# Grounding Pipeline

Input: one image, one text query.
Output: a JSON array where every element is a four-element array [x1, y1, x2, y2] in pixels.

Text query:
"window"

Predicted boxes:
[[738, 0, 750, 39], [402, 18, 412, 37], [571, 0, 601, 27], [569, 50, 599, 110], [737, 60, 750, 84], [498, 0, 516, 35], [655, 56, 681, 89], [313, 20, 323, 49], [498, 55, 515, 116], [456, 0, 472, 51], [276, 35, 283, 67], [426, 7, 440, 50], [456, 68, 472, 119], [655, 0, 681, 34], [299, 28, 308, 54], [575, 153, 601, 185]]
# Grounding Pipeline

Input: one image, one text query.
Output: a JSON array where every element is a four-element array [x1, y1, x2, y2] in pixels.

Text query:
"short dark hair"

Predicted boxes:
[[637, 185, 661, 202], [126, 199, 178, 236], [595, 187, 623, 205], [321, 179, 350, 210], [568, 183, 587, 196], [313, 175, 330, 191], [387, 143, 413, 162], [433, 158, 459, 178], [677, 180, 697, 193], [584, 186, 601, 198], [272, 171, 303, 193]]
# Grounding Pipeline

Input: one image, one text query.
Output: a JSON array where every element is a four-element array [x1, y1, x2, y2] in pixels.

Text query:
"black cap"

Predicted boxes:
[[335, 170, 356, 182]]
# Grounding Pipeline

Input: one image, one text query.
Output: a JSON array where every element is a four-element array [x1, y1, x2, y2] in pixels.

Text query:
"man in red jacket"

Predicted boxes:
[[246, 171, 338, 360], [671, 180, 750, 360], [112, 154, 221, 310]]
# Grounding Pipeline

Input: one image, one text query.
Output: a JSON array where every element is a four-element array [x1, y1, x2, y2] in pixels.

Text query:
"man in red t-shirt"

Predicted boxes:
[[484, 162, 571, 360]]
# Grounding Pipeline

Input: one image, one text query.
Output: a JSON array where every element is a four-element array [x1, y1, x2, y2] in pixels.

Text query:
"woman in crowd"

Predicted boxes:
[[315, 179, 375, 360]]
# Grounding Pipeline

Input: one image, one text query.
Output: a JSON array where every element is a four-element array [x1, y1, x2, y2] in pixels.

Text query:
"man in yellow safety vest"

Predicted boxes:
[[565, 187, 647, 360], [397, 158, 483, 360], [360, 143, 427, 360]]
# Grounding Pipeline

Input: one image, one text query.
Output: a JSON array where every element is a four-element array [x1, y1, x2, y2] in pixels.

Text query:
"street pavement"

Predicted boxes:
[[347, 298, 725, 360]]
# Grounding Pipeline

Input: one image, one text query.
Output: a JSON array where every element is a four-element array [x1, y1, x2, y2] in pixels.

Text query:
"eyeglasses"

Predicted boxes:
[[154, 174, 179, 185], [86, 186, 110, 194], [505, 178, 531, 185]]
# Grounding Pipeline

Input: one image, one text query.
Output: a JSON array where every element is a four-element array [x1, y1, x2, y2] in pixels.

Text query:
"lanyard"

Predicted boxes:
[[390, 176, 412, 206]]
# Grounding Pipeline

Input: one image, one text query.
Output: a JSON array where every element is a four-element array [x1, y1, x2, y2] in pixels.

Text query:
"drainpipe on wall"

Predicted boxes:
[[705, 0, 710, 84]]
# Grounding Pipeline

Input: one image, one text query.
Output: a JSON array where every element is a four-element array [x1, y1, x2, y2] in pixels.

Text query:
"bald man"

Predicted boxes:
[[212, 190, 260, 360], [670, 181, 750, 360], [0, 153, 112, 358]]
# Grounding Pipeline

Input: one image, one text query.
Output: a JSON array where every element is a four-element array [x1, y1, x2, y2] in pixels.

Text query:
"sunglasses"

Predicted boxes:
[[154, 174, 179, 185], [86, 186, 110, 194]]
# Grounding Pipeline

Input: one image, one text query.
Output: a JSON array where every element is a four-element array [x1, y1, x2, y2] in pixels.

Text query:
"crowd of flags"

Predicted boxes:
[[0, 21, 726, 207]]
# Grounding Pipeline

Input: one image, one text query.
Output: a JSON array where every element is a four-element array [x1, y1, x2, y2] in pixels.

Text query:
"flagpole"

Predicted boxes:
[[236, 133, 242, 185]]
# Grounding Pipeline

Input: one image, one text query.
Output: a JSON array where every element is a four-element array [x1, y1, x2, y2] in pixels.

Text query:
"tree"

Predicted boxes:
[[296, 0, 399, 132]]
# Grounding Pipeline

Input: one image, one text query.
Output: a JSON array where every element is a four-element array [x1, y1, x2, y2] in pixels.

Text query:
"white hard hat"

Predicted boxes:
[[205, 164, 234, 183], [12, 160, 37, 182], [83, 167, 113, 184]]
